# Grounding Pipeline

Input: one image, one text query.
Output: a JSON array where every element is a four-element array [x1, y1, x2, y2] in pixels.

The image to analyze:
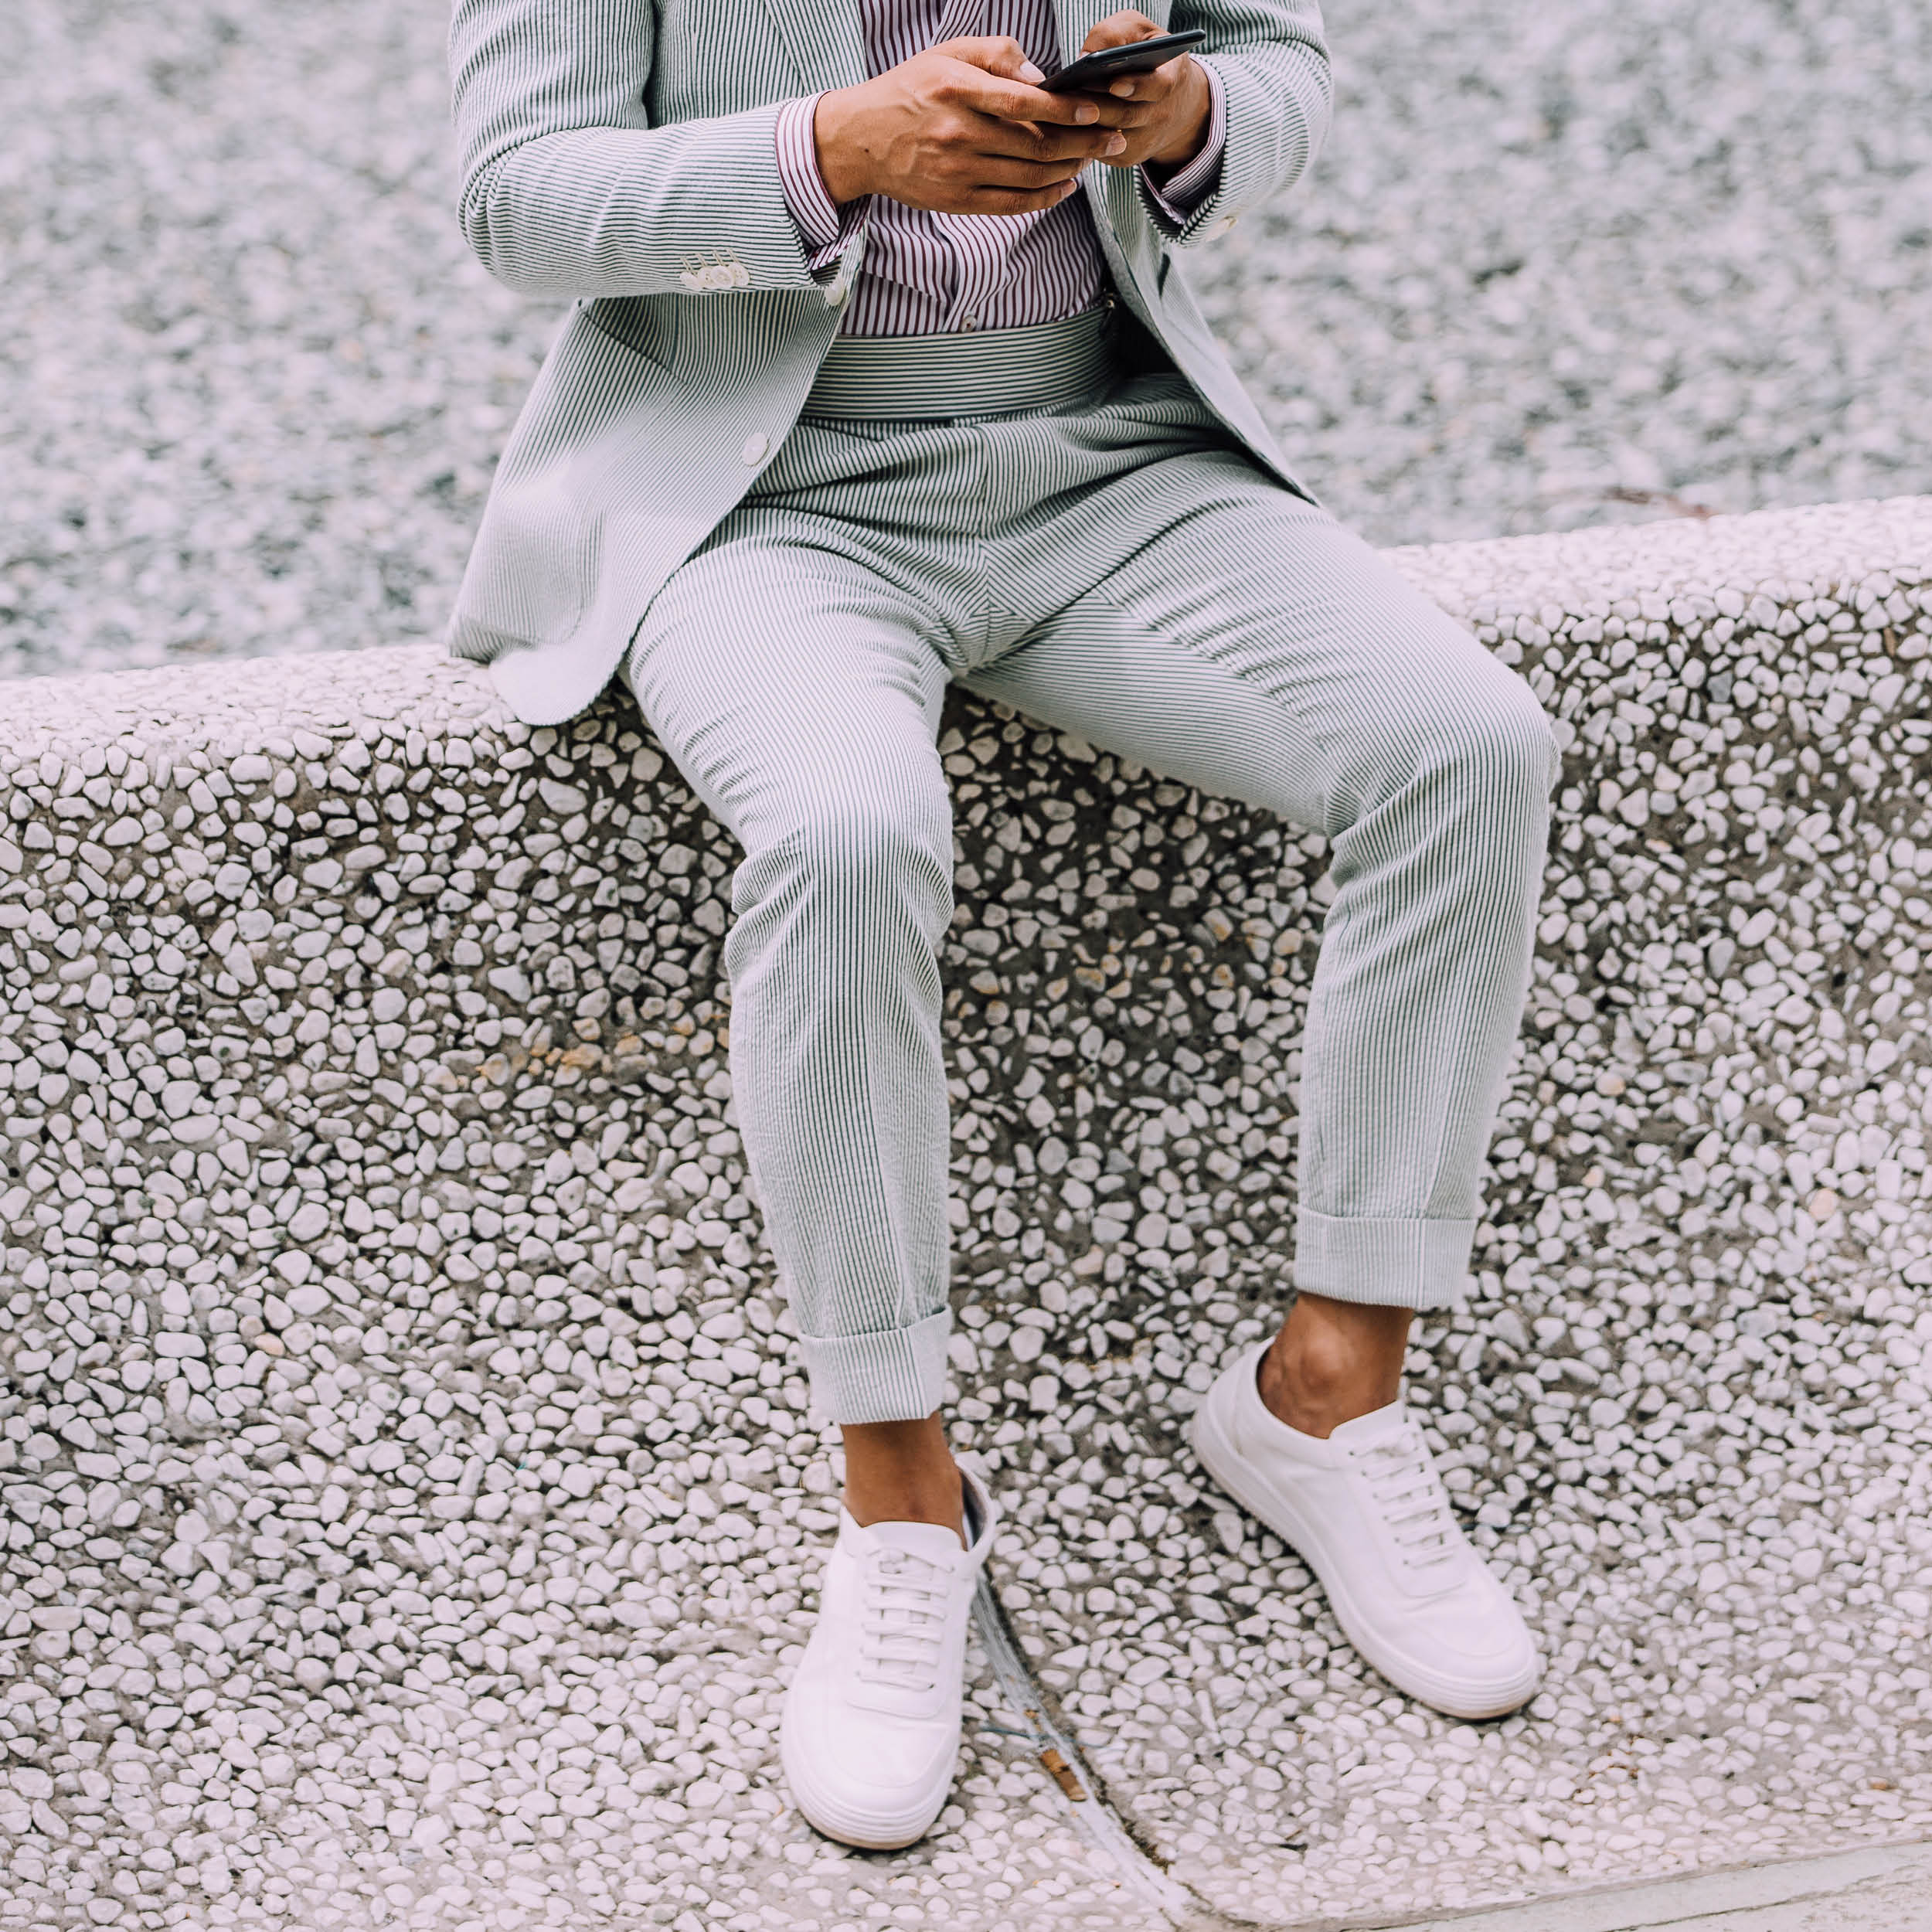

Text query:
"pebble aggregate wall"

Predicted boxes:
[[0, 496, 1930, 1932]]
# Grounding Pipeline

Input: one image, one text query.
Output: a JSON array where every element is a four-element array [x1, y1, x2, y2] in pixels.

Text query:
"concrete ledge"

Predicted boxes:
[[0, 496, 1929, 1931], [1388, 1837, 1932, 1931]]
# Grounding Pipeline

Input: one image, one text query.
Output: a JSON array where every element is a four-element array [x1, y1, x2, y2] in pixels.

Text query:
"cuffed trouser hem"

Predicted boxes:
[[798, 1310, 953, 1424], [1293, 1210, 1474, 1311]]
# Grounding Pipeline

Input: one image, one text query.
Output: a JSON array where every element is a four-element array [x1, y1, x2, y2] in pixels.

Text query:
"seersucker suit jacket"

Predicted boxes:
[[446, 0, 1333, 725]]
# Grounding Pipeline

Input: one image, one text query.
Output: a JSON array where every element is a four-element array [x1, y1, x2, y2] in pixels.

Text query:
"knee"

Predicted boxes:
[[1472, 672, 1560, 797], [804, 797, 948, 887], [1335, 663, 1556, 886], [754, 792, 952, 917], [1422, 667, 1560, 824]]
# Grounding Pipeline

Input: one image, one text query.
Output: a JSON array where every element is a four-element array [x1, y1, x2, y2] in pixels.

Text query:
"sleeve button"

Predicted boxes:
[[741, 433, 770, 466]]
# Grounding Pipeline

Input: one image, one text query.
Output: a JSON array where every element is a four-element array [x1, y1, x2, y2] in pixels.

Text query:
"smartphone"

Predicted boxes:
[[1039, 30, 1207, 93]]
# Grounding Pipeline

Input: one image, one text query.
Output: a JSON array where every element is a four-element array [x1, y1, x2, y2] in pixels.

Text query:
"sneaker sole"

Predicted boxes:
[[1189, 1378, 1541, 1723], [779, 1715, 953, 1852]]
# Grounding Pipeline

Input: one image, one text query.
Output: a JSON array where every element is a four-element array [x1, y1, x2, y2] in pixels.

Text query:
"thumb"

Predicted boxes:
[[941, 35, 1046, 84]]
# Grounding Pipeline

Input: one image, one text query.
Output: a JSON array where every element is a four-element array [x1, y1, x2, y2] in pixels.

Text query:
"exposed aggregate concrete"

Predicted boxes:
[[0, 498, 1930, 1931], [1192, 0, 1932, 543]]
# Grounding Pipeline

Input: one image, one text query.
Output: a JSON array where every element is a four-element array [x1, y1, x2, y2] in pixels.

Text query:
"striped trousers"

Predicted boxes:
[[624, 352, 1557, 1425]]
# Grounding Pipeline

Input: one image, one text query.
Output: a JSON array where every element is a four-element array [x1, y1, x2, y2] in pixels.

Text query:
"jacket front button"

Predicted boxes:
[[742, 433, 770, 466]]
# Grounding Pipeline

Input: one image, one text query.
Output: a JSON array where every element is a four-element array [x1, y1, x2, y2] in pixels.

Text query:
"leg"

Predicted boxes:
[[624, 538, 963, 1531], [1258, 1297, 1413, 1438], [966, 456, 1556, 1388], [964, 457, 1553, 1716]]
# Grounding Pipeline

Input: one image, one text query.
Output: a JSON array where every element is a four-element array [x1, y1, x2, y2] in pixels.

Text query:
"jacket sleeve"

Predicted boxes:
[[450, 0, 825, 297], [1136, 0, 1332, 247]]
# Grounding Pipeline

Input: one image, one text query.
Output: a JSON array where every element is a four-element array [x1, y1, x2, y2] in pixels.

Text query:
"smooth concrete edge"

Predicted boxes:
[[1386, 493, 1932, 622], [1355, 1837, 1932, 1932], [0, 494, 1925, 742]]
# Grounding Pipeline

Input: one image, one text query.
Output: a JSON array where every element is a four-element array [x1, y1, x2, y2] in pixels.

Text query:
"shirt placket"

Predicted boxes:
[[933, 0, 1006, 332]]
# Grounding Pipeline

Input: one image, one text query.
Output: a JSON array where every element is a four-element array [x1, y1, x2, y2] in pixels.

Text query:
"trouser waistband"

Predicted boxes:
[[801, 304, 1119, 420]]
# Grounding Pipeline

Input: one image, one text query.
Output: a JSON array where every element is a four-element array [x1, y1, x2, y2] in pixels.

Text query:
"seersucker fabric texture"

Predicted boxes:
[[444, 0, 1333, 723], [801, 303, 1121, 417], [450, 0, 1555, 1423], [770, 0, 1228, 338], [621, 345, 1558, 1423]]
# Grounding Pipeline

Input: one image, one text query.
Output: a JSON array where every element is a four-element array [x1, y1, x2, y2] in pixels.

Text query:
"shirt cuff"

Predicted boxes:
[[1140, 63, 1227, 220], [774, 94, 848, 264]]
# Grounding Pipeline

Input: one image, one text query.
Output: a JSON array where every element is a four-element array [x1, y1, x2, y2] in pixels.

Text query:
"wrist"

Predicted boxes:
[[1148, 60, 1212, 171], [813, 86, 873, 206]]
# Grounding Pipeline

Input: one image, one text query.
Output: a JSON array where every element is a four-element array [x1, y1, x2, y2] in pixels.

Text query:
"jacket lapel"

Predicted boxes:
[[1052, 0, 1098, 68], [1057, 0, 1176, 250], [756, 0, 869, 94]]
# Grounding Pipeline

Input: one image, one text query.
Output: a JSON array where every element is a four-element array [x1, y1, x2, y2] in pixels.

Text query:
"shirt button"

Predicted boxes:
[[961, 315, 978, 332], [742, 433, 770, 466]]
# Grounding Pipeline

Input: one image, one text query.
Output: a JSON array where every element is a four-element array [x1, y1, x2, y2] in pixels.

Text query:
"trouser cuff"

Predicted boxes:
[[1294, 1210, 1473, 1311], [798, 1310, 953, 1423]]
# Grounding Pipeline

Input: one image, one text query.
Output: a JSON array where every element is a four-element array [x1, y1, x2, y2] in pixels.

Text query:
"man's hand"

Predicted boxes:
[[1067, 11, 1213, 175], [814, 37, 1128, 214]]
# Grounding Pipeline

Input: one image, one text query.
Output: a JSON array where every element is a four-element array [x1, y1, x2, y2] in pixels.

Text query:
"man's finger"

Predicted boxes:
[[1106, 57, 1184, 100], [1069, 93, 1165, 128], [1080, 9, 1164, 54], [961, 132, 1123, 172], [940, 63, 1108, 126], [966, 151, 1107, 189], [959, 182, 1083, 216], [934, 34, 1040, 81], [984, 118, 1128, 162]]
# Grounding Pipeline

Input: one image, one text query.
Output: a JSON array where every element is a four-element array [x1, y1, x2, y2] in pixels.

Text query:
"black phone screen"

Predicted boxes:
[[1039, 31, 1208, 94]]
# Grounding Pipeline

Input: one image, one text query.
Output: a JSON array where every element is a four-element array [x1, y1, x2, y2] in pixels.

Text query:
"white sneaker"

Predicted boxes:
[[1190, 1341, 1541, 1720], [780, 1467, 998, 1849]]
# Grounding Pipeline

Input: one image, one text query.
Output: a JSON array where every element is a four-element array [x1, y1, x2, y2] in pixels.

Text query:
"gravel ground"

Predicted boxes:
[[1196, 0, 1932, 543], [0, 499, 1929, 1932], [2, 0, 1927, 682]]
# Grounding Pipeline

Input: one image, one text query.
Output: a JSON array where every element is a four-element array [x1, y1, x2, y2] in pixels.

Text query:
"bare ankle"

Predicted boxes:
[[839, 1413, 965, 1543], [1258, 1295, 1412, 1439], [844, 1471, 964, 1541]]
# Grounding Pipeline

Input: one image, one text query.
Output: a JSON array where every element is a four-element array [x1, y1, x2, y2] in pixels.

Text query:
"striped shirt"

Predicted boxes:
[[773, 0, 1226, 336]]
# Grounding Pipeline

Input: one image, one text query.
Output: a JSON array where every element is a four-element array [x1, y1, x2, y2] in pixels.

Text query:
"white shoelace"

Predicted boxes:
[[855, 1548, 954, 1692], [1349, 1424, 1462, 1578]]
